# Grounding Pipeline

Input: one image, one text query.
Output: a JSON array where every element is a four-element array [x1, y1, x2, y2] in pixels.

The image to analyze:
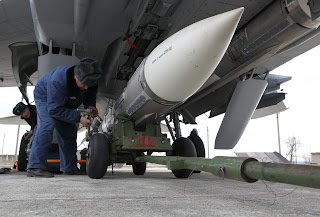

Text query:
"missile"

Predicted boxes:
[[112, 7, 244, 127]]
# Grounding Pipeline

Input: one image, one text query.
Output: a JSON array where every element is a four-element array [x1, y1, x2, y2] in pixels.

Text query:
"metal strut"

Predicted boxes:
[[172, 112, 181, 139], [165, 116, 176, 141], [164, 112, 181, 141]]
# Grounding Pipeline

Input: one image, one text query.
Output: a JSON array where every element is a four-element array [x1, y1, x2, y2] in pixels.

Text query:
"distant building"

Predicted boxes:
[[0, 155, 15, 162], [0, 155, 16, 168], [311, 153, 320, 165]]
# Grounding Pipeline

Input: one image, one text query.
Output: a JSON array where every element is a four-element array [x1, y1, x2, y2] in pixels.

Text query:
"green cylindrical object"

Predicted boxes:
[[244, 161, 320, 189], [136, 156, 320, 189], [136, 156, 258, 182]]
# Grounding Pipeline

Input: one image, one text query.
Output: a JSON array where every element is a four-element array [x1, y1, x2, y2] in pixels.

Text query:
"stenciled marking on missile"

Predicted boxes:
[[152, 46, 172, 64], [127, 95, 147, 115]]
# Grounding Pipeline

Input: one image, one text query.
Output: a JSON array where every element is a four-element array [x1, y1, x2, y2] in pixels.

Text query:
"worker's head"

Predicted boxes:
[[13, 102, 30, 118], [74, 57, 103, 90]]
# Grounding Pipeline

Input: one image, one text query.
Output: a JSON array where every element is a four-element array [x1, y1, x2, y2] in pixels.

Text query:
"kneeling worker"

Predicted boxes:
[[27, 57, 103, 177], [13, 102, 37, 171], [13, 102, 61, 172], [13, 102, 37, 140]]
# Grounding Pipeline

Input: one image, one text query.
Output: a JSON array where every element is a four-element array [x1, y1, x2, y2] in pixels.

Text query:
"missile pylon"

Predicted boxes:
[[112, 8, 244, 127]]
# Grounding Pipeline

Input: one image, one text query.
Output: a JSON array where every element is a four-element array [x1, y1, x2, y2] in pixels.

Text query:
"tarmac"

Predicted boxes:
[[1, 166, 320, 217]]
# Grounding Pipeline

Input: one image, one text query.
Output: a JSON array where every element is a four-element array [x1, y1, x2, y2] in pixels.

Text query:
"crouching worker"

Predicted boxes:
[[13, 102, 37, 171], [13, 102, 37, 140], [27, 57, 103, 178], [13, 102, 61, 172]]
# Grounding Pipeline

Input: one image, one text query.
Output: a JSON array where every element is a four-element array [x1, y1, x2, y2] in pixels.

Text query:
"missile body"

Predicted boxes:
[[112, 8, 244, 127]]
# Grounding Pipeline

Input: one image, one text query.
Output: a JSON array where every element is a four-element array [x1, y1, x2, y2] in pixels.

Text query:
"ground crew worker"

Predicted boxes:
[[27, 57, 103, 178], [13, 102, 61, 172], [13, 102, 38, 171], [13, 102, 37, 140]]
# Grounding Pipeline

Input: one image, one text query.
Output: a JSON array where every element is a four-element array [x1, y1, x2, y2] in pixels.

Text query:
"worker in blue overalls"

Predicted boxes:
[[13, 102, 37, 140], [13, 102, 61, 172], [27, 57, 103, 178]]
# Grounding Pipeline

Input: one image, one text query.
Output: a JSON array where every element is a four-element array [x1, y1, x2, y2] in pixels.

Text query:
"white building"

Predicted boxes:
[[311, 153, 320, 165]]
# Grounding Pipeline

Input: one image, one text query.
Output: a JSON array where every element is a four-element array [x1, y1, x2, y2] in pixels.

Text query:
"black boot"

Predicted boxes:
[[63, 169, 86, 175], [27, 168, 54, 178]]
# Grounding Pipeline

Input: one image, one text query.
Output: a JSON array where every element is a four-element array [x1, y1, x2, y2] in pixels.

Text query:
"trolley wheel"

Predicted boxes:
[[171, 137, 197, 178], [132, 153, 146, 175], [18, 137, 29, 171], [188, 133, 205, 173], [132, 162, 146, 175], [86, 133, 109, 179]]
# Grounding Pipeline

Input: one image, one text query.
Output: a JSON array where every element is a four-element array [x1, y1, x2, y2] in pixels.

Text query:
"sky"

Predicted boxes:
[[1, 45, 320, 161]]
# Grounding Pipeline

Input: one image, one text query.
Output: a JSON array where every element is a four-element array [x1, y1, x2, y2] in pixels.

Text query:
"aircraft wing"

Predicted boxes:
[[1, 0, 320, 149], [0, 116, 28, 125]]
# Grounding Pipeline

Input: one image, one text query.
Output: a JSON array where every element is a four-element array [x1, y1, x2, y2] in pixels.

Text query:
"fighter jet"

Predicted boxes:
[[0, 0, 318, 178]]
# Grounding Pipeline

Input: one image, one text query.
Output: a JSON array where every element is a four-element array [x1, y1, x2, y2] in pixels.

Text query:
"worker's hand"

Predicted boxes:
[[80, 116, 92, 127], [24, 130, 33, 140], [88, 106, 99, 118]]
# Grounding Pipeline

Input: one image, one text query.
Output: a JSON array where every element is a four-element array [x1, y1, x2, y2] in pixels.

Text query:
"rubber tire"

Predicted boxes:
[[132, 162, 146, 175], [171, 137, 197, 178], [188, 134, 205, 173], [86, 133, 109, 179], [18, 137, 28, 171]]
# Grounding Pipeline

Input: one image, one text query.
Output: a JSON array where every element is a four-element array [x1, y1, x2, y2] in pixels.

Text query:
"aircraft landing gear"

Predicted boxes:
[[188, 129, 205, 173], [165, 113, 198, 178], [171, 137, 197, 178], [86, 133, 110, 179]]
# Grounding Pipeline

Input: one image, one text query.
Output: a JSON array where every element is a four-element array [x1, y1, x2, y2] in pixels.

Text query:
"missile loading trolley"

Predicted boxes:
[[85, 113, 320, 190]]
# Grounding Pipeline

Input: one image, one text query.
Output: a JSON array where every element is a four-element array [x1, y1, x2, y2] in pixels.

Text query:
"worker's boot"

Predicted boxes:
[[63, 169, 86, 175], [27, 168, 54, 178]]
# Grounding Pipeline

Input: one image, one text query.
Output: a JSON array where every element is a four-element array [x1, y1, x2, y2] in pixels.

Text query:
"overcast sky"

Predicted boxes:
[[1, 45, 320, 160]]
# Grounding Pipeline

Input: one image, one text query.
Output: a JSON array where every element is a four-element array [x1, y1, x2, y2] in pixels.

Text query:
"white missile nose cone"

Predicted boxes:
[[144, 7, 244, 102]]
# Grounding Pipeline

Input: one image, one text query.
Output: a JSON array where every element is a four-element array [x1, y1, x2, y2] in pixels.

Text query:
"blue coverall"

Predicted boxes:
[[27, 65, 97, 172]]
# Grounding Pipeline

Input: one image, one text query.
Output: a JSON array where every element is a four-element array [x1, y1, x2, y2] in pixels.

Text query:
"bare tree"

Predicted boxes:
[[285, 136, 301, 163]]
